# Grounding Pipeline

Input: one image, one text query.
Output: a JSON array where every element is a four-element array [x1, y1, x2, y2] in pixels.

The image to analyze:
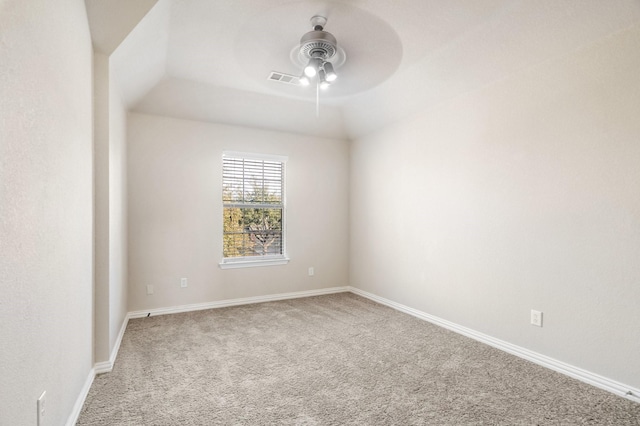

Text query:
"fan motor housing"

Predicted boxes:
[[299, 30, 337, 60]]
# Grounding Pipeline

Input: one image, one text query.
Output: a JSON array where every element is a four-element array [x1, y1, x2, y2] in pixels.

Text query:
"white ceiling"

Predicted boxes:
[[86, 0, 640, 140]]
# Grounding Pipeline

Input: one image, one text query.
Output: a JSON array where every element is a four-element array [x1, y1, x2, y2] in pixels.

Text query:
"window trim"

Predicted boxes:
[[219, 255, 290, 270], [219, 151, 289, 269]]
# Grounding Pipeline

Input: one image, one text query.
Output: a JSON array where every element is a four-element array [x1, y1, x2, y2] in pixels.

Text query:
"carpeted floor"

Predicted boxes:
[[78, 293, 640, 425]]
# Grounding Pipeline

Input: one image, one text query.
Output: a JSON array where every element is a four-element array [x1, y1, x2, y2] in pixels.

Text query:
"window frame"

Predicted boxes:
[[219, 151, 289, 269]]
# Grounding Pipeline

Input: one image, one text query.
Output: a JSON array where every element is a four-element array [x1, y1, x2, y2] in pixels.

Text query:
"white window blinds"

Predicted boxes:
[[222, 154, 285, 260]]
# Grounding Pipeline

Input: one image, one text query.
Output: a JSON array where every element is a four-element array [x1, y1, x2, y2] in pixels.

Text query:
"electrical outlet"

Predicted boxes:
[[37, 391, 46, 426], [146, 285, 154, 295], [308, 267, 314, 276], [531, 310, 543, 327], [180, 278, 188, 288]]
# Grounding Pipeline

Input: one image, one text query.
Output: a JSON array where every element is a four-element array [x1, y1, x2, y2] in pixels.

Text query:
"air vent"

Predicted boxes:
[[267, 71, 302, 86]]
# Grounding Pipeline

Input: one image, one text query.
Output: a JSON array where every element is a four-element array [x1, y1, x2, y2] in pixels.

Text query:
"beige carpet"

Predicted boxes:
[[78, 293, 640, 425]]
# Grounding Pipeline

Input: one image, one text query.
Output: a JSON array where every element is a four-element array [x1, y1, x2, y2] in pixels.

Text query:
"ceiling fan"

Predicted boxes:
[[268, 15, 343, 93], [298, 15, 339, 89]]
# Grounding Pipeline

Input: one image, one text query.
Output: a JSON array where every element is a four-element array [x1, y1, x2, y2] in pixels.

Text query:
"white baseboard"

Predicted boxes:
[[95, 314, 130, 374], [348, 286, 640, 403], [93, 361, 111, 375], [68, 315, 131, 425], [66, 366, 95, 426], [128, 286, 350, 319]]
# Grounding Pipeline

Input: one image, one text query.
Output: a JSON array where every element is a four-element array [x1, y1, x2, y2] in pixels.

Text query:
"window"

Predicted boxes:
[[220, 152, 288, 268]]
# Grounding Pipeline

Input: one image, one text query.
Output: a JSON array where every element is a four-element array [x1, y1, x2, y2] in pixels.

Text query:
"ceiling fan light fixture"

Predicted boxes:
[[304, 56, 322, 77], [323, 61, 337, 82], [318, 69, 330, 90], [299, 74, 310, 86]]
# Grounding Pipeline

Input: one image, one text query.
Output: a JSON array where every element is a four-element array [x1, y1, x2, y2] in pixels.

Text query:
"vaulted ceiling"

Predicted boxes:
[[86, 0, 640, 140]]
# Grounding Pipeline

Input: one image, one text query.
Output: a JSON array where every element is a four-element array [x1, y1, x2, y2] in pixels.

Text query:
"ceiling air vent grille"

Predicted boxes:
[[267, 71, 301, 86]]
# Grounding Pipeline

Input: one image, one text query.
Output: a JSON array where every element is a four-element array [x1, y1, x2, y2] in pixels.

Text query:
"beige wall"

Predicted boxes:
[[350, 25, 640, 389], [127, 113, 349, 311], [0, 0, 94, 424]]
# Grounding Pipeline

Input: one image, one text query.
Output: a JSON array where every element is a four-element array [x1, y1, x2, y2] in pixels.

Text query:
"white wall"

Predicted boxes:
[[94, 51, 110, 363], [350, 25, 640, 389], [0, 0, 94, 424], [94, 50, 129, 365], [127, 113, 349, 311], [108, 76, 128, 354]]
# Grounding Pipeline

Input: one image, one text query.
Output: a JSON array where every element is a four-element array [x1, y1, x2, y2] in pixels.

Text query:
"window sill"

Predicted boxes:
[[219, 257, 290, 270]]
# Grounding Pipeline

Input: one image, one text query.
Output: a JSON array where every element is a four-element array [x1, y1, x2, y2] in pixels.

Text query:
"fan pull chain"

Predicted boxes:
[[316, 80, 320, 117]]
